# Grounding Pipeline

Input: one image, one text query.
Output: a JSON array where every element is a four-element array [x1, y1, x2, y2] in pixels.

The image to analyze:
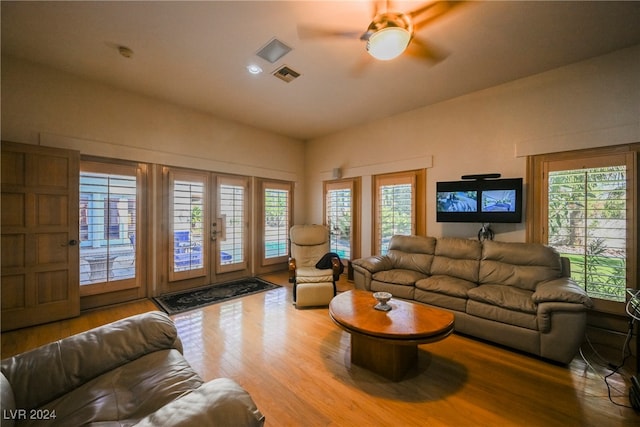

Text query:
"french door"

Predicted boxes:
[[162, 167, 250, 294]]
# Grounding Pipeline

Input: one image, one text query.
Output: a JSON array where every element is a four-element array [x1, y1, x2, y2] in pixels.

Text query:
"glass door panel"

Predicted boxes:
[[215, 175, 249, 274]]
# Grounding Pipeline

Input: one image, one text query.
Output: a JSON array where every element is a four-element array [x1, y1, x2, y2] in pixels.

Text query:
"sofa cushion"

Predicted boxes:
[[414, 289, 467, 312], [295, 266, 334, 283], [431, 238, 482, 283], [388, 234, 437, 254], [22, 349, 203, 427], [479, 241, 562, 291], [371, 281, 415, 299], [387, 235, 436, 275], [136, 378, 265, 427], [415, 275, 476, 298], [468, 284, 537, 314], [373, 269, 428, 286], [466, 300, 538, 331]]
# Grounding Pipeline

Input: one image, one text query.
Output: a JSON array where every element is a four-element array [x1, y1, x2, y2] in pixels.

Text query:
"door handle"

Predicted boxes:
[[64, 239, 78, 247]]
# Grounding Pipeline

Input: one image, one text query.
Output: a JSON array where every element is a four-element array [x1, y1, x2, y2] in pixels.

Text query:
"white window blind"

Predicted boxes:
[[326, 187, 352, 259], [548, 165, 627, 302], [375, 174, 415, 254], [264, 187, 289, 259], [79, 171, 136, 285], [172, 180, 204, 272], [219, 183, 245, 265]]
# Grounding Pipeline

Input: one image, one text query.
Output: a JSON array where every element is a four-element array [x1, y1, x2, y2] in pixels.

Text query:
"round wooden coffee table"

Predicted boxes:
[[329, 289, 455, 381]]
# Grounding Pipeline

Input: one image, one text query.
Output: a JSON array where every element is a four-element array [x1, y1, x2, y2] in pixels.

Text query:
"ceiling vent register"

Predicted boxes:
[[273, 66, 301, 83]]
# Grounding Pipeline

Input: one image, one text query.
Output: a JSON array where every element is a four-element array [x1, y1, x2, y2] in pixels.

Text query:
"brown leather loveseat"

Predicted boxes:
[[0, 311, 264, 426]]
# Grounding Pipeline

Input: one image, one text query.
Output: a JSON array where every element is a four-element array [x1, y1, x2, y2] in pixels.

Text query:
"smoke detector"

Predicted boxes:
[[256, 38, 292, 63]]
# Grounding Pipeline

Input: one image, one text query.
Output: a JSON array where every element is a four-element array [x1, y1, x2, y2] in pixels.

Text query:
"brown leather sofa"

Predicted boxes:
[[0, 311, 264, 426], [352, 235, 593, 364]]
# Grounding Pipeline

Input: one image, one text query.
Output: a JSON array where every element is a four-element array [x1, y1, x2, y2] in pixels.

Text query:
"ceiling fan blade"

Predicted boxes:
[[407, 1, 441, 20], [297, 24, 362, 40], [411, 1, 465, 32], [406, 37, 449, 64]]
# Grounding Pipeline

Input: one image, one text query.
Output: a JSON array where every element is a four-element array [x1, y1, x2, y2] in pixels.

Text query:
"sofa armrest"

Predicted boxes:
[[351, 255, 392, 274], [135, 378, 265, 427], [537, 301, 589, 334], [1, 311, 180, 411], [532, 278, 593, 308]]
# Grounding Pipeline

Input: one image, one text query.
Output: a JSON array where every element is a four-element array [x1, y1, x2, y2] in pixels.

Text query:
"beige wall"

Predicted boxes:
[[305, 45, 640, 256], [3, 46, 639, 259], [0, 55, 306, 220]]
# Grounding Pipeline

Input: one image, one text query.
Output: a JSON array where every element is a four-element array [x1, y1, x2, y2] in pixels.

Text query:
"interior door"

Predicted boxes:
[[1, 141, 80, 331], [213, 174, 250, 280]]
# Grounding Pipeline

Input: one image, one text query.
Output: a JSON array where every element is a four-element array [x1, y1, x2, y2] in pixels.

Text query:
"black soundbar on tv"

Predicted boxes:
[[436, 177, 523, 223]]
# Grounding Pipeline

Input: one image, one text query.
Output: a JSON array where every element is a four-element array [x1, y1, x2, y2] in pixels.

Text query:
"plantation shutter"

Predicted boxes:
[[169, 171, 207, 281], [546, 161, 628, 302], [263, 182, 291, 261], [79, 164, 137, 290], [325, 182, 353, 260], [374, 172, 416, 255], [218, 177, 246, 270]]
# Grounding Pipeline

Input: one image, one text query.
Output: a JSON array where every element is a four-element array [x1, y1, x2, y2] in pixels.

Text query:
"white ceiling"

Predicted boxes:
[[2, 1, 640, 140]]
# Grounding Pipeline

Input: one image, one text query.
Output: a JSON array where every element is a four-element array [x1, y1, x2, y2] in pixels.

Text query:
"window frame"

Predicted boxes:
[[79, 159, 145, 297], [323, 177, 361, 261], [527, 144, 639, 315], [372, 169, 426, 255], [167, 169, 209, 282], [257, 179, 294, 267]]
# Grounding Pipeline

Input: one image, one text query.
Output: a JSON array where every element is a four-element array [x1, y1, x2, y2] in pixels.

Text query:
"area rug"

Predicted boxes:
[[153, 277, 280, 315]]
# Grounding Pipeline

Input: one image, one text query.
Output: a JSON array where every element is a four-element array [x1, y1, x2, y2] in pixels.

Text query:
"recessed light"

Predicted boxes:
[[246, 64, 263, 75]]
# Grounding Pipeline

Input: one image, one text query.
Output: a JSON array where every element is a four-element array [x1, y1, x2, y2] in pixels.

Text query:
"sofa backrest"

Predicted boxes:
[[479, 240, 563, 291], [431, 238, 482, 283], [387, 235, 436, 275]]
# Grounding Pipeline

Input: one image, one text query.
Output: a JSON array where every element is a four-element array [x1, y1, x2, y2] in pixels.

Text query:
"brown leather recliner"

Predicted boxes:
[[288, 225, 341, 308]]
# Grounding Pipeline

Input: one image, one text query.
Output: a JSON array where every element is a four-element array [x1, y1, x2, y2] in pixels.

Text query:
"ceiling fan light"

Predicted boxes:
[[367, 27, 411, 60]]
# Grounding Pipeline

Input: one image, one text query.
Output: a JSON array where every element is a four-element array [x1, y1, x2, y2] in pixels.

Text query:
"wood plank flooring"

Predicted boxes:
[[2, 272, 638, 426]]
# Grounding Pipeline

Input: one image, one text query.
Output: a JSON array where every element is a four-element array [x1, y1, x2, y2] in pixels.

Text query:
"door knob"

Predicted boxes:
[[68, 239, 78, 246]]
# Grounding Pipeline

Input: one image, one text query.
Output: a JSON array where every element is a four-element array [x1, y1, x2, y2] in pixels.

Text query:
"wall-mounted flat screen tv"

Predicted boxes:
[[436, 178, 523, 223]]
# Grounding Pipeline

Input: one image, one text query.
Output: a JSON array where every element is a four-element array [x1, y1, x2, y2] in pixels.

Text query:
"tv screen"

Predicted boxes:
[[481, 190, 517, 212], [436, 178, 522, 223], [437, 191, 478, 212]]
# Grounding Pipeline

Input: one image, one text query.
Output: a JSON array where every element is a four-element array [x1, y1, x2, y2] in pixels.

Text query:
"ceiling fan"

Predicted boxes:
[[298, 0, 461, 63]]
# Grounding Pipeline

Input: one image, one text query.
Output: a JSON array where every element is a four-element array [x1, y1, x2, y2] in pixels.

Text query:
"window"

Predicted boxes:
[[324, 178, 360, 260], [168, 170, 208, 281], [548, 166, 627, 301], [217, 175, 249, 272], [528, 144, 638, 313], [373, 170, 425, 254], [79, 161, 141, 294], [259, 179, 293, 266]]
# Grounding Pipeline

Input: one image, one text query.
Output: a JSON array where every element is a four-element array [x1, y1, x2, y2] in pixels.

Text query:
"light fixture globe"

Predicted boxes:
[[363, 12, 413, 61], [367, 27, 411, 60]]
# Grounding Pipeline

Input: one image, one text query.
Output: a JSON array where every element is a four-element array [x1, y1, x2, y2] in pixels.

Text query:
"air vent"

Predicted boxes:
[[273, 66, 301, 83], [256, 38, 292, 63]]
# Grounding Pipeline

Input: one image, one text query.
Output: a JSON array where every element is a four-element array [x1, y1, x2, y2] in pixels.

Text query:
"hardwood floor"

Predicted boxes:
[[2, 272, 638, 426]]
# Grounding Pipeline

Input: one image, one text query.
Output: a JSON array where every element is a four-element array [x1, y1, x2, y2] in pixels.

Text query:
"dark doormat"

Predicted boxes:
[[153, 277, 280, 315]]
